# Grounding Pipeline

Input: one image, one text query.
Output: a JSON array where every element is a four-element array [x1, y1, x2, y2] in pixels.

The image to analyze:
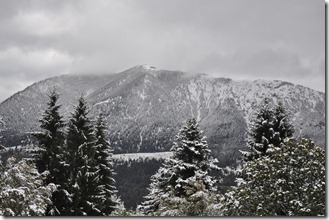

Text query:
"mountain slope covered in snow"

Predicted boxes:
[[0, 65, 325, 166]]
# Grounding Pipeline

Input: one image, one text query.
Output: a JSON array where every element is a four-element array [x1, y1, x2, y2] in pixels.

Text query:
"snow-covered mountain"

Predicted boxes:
[[0, 65, 325, 166]]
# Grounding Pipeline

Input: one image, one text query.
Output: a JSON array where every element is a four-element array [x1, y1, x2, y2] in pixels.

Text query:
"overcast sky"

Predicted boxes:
[[0, 0, 325, 102]]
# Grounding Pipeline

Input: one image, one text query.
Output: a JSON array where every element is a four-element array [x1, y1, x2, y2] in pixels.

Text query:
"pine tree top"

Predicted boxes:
[[244, 98, 295, 162], [171, 118, 210, 164]]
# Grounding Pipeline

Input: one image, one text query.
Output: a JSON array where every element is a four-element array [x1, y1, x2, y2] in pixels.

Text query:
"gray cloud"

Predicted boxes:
[[0, 0, 325, 102], [192, 48, 318, 85]]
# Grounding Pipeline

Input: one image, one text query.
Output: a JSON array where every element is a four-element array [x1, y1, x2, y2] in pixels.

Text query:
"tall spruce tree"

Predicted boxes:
[[138, 118, 219, 216], [272, 101, 294, 146], [34, 91, 66, 176], [94, 113, 119, 215], [242, 98, 274, 161], [66, 97, 101, 216], [33, 91, 70, 216], [242, 98, 294, 161]]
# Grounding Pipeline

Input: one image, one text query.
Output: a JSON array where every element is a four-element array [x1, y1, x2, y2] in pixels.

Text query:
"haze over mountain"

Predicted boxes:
[[0, 65, 324, 166]]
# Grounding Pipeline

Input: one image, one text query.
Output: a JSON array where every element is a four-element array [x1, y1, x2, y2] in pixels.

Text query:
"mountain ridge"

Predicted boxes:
[[0, 65, 325, 166]]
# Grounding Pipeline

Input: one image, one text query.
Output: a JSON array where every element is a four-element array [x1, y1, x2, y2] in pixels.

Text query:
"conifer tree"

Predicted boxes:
[[33, 91, 70, 216], [0, 157, 57, 216], [272, 101, 294, 146], [66, 97, 100, 216], [242, 98, 294, 161], [138, 118, 219, 216], [94, 113, 119, 215], [221, 139, 325, 216], [242, 98, 274, 161], [34, 91, 66, 177]]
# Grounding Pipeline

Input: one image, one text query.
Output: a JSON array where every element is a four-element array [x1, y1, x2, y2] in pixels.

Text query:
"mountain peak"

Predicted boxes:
[[141, 64, 157, 70], [123, 65, 158, 75]]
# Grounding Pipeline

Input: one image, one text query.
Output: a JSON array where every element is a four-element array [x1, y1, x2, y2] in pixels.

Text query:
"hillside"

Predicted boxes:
[[0, 65, 325, 166]]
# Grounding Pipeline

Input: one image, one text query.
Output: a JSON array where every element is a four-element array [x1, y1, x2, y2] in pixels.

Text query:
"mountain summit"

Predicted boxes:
[[0, 66, 324, 166]]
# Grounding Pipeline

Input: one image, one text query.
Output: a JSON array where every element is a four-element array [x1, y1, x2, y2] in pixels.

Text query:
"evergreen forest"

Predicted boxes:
[[0, 92, 325, 216]]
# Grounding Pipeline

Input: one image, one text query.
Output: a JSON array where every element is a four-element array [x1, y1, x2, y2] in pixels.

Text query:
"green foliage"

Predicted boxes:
[[221, 138, 325, 216]]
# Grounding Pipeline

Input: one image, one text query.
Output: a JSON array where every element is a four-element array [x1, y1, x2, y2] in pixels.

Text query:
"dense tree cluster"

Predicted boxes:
[[33, 92, 120, 216], [242, 98, 294, 161], [220, 138, 325, 216]]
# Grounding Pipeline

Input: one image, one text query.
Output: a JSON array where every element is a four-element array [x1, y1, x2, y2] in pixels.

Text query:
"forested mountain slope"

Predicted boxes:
[[0, 65, 324, 166]]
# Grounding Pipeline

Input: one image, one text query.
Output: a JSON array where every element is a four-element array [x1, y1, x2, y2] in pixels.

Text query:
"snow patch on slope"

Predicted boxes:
[[112, 151, 173, 161], [142, 64, 157, 70]]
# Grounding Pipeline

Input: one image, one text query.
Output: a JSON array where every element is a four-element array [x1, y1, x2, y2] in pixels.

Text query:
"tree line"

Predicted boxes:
[[0, 92, 325, 216]]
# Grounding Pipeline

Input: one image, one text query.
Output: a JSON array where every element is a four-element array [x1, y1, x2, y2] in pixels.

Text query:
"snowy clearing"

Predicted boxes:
[[112, 151, 172, 161]]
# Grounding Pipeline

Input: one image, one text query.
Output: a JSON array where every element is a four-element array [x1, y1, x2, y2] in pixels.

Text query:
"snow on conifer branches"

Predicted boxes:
[[241, 98, 294, 161], [220, 138, 325, 216], [0, 158, 56, 216], [138, 118, 221, 216]]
